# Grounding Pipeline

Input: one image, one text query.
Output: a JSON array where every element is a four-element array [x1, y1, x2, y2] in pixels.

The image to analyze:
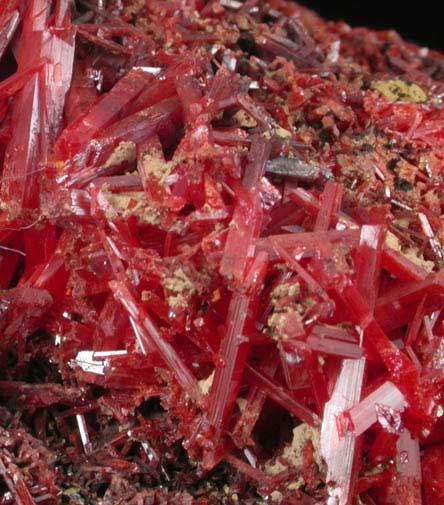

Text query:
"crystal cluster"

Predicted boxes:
[[0, 0, 444, 503]]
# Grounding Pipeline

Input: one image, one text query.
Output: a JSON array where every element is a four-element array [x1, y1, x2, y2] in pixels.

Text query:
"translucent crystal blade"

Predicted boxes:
[[321, 358, 365, 505]]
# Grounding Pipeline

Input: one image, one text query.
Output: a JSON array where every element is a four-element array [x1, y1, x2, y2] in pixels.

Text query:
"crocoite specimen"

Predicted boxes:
[[1, 1, 444, 504]]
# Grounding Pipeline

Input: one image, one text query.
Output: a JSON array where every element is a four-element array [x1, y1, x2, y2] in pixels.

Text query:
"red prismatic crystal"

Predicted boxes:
[[1, 73, 42, 214], [54, 69, 153, 160], [0, 7, 20, 63]]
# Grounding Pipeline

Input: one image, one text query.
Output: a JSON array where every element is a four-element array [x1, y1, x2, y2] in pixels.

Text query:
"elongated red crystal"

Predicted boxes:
[[1, 73, 42, 214], [55, 69, 153, 159], [0, 8, 20, 62], [111, 281, 203, 405], [355, 225, 385, 312], [244, 364, 321, 427], [219, 188, 263, 285]]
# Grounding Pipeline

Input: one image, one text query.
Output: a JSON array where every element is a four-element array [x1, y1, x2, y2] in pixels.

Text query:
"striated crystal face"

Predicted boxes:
[[0, 0, 443, 503]]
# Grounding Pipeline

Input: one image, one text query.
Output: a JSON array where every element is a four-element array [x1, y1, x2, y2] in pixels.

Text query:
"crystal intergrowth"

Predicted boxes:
[[0, 0, 443, 503]]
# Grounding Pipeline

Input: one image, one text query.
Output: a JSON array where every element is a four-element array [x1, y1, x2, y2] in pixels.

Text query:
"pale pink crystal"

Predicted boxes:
[[321, 358, 366, 505], [346, 381, 406, 437]]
